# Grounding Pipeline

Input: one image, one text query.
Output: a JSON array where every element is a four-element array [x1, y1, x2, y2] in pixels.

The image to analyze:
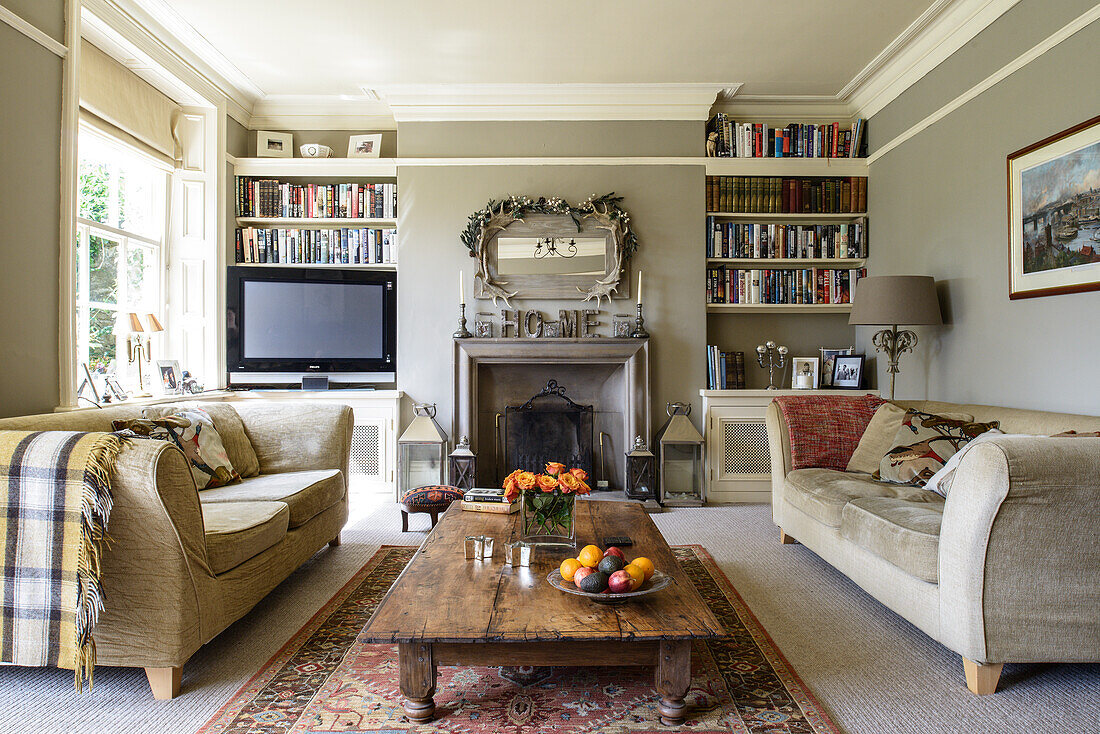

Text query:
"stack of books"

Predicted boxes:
[[707, 347, 745, 390], [461, 488, 519, 514]]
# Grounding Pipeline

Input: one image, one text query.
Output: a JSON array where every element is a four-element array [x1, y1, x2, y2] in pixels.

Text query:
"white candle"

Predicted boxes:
[[637, 270, 643, 304], [459, 271, 465, 305]]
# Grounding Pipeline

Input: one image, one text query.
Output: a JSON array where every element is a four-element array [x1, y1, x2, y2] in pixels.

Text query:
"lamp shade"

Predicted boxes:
[[126, 312, 144, 333], [145, 313, 164, 332], [849, 276, 942, 326]]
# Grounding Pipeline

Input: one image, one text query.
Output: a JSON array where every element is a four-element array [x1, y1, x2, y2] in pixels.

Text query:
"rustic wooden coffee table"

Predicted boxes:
[[361, 499, 726, 725]]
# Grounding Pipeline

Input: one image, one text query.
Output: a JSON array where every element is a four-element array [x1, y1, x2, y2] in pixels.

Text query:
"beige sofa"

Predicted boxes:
[[0, 400, 352, 699], [765, 399, 1100, 695]]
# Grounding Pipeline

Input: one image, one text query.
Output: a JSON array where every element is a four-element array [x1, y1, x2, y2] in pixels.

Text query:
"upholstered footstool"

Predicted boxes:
[[400, 485, 462, 531]]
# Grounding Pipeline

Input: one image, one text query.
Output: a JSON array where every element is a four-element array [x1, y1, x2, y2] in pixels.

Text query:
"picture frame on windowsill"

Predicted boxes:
[[157, 360, 182, 395], [832, 355, 865, 390]]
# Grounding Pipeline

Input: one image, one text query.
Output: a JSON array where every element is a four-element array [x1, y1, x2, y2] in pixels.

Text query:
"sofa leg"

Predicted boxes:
[[779, 529, 798, 544], [401, 510, 409, 533], [963, 657, 1003, 695], [328, 534, 341, 547], [145, 666, 182, 700]]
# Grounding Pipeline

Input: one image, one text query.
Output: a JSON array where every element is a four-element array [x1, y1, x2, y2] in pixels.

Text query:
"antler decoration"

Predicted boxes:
[[461, 193, 638, 309]]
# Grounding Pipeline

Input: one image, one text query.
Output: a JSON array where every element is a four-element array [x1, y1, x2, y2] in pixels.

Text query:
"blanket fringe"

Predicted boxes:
[[74, 434, 124, 692]]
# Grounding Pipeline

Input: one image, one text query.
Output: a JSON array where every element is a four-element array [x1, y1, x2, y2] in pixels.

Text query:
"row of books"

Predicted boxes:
[[706, 219, 868, 260], [235, 227, 396, 265], [707, 176, 867, 214], [235, 177, 397, 219], [706, 267, 867, 305], [460, 488, 518, 514], [707, 114, 867, 158], [706, 346, 746, 390]]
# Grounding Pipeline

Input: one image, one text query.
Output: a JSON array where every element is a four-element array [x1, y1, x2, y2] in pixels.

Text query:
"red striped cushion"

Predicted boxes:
[[774, 394, 886, 470]]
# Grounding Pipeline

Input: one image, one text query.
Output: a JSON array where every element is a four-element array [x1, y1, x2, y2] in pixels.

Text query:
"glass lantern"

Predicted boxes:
[[448, 436, 477, 492], [397, 403, 448, 497], [625, 435, 657, 502], [655, 402, 705, 507]]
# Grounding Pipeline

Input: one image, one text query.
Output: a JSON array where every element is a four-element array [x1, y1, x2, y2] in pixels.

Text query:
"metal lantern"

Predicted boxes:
[[625, 435, 657, 502], [448, 436, 477, 492], [655, 402, 705, 507], [397, 403, 448, 497]]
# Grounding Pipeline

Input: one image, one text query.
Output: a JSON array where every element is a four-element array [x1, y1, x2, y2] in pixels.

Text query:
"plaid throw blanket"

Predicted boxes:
[[0, 431, 124, 691]]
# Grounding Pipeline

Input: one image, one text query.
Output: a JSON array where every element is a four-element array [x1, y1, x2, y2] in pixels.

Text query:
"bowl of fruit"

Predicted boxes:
[[547, 545, 670, 604]]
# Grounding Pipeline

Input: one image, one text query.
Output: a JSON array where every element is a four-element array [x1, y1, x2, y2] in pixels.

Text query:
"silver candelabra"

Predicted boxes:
[[756, 340, 788, 390]]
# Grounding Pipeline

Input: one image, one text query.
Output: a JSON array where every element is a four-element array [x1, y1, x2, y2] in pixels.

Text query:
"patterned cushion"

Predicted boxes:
[[401, 485, 462, 511], [774, 394, 886, 470], [113, 406, 242, 489], [875, 409, 1000, 487]]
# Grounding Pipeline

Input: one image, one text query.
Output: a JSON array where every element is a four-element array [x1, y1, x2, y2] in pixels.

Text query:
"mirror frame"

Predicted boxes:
[[461, 194, 638, 307]]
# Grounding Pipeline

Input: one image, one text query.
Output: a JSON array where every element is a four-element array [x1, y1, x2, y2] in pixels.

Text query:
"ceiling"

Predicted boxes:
[[165, 0, 933, 96], [103, 0, 1020, 126]]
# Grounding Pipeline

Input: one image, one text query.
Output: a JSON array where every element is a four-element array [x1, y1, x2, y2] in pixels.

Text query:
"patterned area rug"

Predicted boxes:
[[199, 545, 839, 733]]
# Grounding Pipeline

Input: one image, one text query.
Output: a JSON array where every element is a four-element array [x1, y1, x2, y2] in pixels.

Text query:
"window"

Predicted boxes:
[[75, 126, 169, 388]]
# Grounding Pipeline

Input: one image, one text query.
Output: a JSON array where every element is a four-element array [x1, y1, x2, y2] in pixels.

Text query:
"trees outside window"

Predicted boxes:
[[75, 127, 168, 390]]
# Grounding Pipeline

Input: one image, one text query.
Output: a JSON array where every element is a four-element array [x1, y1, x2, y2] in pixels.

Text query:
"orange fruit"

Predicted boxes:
[[631, 557, 655, 581], [577, 544, 603, 568], [622, 563, 645, 590], [559, 558, 583, 582]]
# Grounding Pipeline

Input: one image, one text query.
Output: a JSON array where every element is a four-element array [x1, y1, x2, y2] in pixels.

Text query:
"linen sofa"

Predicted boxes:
[[765, 398, 1100, 695], [0, 400, 352, 699]]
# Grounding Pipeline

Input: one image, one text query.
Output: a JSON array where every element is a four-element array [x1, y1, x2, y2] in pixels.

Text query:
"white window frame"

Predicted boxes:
[[74, 123, 171, 387]]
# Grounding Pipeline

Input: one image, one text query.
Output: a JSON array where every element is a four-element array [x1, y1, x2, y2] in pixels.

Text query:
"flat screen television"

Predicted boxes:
[[226, 266, 396, 386]]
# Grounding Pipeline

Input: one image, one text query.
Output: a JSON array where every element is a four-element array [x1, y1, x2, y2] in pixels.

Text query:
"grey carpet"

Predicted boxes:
[[1, 495, 1096, 734]]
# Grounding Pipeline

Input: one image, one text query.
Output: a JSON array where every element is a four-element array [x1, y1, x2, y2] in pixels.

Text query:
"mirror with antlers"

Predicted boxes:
[[461, 194, 638, 307]]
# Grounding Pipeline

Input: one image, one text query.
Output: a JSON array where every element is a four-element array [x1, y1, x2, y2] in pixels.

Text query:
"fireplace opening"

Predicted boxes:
[[505, 380, 593, 480]]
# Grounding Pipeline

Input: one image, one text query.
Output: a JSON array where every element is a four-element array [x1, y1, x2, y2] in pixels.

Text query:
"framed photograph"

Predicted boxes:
[[157, 360, 182, 394], [103, 375, 128, 402], [791, 357, 820, 389], [256, 131, 293, 158], [819, 346, 853, 387], [348, 133, 383, 159], [1008, 114, 1100, 299], [832, 355, 865, 389]]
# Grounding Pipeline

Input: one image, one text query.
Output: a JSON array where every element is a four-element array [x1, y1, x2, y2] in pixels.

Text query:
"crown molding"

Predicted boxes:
[[376, 83, 740, 122], [250, 95, 397, 131], [92, 0, 261, 124], [841, 0, 1022, 118]]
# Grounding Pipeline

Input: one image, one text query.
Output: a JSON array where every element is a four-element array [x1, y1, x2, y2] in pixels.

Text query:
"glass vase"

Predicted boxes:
[[520, 490, 577, 549]]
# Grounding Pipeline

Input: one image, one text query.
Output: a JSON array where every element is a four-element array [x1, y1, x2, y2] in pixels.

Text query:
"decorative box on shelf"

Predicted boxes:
[[700, 388, 878, 505]]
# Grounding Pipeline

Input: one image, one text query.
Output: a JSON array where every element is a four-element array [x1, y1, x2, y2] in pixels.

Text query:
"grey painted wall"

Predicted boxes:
[[0, 13, 65, 418], [865, 0, 1100, 414], [395, 122, 707, 443], [243, 130, 398, 159]]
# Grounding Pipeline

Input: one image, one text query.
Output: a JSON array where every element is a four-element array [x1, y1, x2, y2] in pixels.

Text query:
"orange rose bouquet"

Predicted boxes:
[[505, 461, 588, 543]]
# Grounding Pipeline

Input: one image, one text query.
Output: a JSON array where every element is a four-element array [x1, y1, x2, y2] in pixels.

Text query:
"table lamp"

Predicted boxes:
[[848, 275, 942, 400]]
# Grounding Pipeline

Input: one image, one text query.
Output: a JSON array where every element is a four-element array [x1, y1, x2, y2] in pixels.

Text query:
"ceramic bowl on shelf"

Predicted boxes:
[[546, 569, 671, 604], [299, 144, 332, 158]]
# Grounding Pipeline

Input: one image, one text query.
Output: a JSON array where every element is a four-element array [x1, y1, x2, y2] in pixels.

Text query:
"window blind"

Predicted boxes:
[[79, 41, 181, 166]]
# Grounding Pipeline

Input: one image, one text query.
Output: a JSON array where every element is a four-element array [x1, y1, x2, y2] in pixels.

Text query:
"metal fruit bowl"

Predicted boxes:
[[546, 569, 672, 604]]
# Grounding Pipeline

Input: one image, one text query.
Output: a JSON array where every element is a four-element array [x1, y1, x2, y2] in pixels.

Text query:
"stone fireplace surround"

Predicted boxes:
[[453, 338, 650, 490]]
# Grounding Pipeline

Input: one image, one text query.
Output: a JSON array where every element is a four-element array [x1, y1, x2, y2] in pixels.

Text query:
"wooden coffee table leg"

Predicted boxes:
[[655, 640, 691, 726], [399, 642, 436, 723]]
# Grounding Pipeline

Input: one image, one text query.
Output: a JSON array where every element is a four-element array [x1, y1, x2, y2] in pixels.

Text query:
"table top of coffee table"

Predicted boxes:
[[362, 499, 725, 644]]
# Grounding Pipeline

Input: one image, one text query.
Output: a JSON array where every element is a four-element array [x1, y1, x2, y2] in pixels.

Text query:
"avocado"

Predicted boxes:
[[578, 571, 608, 593], [597, 555, 624, 576]]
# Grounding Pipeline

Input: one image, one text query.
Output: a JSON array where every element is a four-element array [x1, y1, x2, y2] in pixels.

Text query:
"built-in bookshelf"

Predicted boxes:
[[706, 114, 867, 159], [229, 163, 398, 268]]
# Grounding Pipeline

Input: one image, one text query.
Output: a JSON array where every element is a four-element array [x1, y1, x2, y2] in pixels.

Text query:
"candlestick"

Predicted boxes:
[[453, 303, 472, 338], [631, 302, 648, 338], [637, 270, 643, 304], [459, 271, 465, 305]]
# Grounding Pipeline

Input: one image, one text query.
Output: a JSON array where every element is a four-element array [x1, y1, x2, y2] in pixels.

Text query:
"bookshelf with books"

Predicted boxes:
[[230, 166, 399, 269], [706, 114, 867, 160]]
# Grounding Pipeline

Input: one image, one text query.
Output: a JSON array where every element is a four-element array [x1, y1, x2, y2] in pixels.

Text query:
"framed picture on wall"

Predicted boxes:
[[1007, 114, 1100, 299]]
